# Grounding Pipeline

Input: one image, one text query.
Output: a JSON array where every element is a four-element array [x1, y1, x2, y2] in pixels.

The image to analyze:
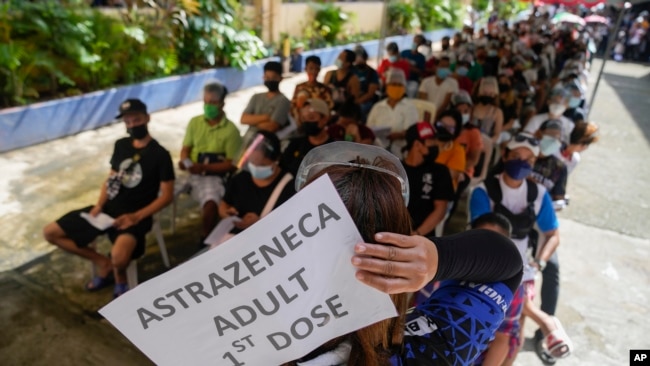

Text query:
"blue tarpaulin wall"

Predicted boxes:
[[0, 29, 454, 153]]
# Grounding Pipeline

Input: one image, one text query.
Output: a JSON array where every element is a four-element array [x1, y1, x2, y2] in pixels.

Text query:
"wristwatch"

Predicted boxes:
[[534, 258, 547, 271]]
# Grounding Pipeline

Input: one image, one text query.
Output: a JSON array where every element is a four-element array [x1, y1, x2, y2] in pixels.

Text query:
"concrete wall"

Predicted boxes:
[[243, 1, 385, 43]]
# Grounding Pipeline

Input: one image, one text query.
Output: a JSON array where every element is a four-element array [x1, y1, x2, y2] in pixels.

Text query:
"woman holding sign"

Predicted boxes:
[[289, 142, 523, 366]]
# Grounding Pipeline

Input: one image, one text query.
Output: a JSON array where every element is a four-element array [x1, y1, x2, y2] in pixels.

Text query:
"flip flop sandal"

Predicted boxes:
[[535, 338, 557, 365], [546, 316, 573, 359], [113, 283, 129, 299], [85, 273, 114, 292]]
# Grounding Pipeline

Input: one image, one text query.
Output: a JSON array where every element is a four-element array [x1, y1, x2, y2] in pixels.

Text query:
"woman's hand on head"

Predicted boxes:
[[351, 232, 439, 294]]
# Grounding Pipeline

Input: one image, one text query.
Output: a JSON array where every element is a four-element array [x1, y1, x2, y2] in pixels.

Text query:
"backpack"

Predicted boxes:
[[484, 176, 538, 240]]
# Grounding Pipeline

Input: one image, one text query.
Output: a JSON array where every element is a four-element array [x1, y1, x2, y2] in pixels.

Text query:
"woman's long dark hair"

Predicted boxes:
[[284, 157, 412, 366]]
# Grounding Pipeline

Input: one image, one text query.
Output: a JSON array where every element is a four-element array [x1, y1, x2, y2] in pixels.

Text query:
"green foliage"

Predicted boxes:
[[387, 1, 418, 35], [301, 2, 349, 49], [388, 0, 460, 35], [0, 0, 267, 108]]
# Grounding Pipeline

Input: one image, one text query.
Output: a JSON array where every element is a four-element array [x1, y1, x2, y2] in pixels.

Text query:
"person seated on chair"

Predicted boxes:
[[418, 56, 459, 119], [432, 109, 466, 191], [471, 213, 573, 366], [529, 119, 569, 203], [454, 59, 474, 95], [218, 131, 295, 236], [523, 87, 574, 144], [376, 42, 411, 84], [402, 122, 455, 236], [352, 45, 380, 122], [290, 55, 334, 125], [555, 120, 599, 175], [471, 76, 504, 144], [366, 68, 419, 157], [469, 132, 563, 364], [42, 99, 175, 298], [179, 82, 243, 244], [280, 98, 334, 176], [328, 101, 375, 145], [241, 61, 291, 143], [324, 49, 361, 114], [400, 34, 427, 98]]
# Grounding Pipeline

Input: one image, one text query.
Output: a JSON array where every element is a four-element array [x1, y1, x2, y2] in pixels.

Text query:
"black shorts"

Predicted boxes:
[[56, 206, 152, 259]]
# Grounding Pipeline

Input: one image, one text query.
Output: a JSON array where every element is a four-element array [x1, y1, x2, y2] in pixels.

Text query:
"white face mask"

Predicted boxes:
[[462, 113, 471, 124], [248, 162, 275, 179], [540, 135, 562, 156], [549, 103, 567, 117]]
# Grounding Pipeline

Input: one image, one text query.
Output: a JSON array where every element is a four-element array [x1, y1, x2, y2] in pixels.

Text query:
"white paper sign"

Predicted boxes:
[[100, 174, 397, 366], [80, 212, 115, 230]]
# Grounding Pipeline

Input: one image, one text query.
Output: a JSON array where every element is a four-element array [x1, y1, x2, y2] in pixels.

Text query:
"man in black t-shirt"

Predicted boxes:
[[43, 99, 175, 298], [402, 122, 455, 236], [280, 98, 334, 176]]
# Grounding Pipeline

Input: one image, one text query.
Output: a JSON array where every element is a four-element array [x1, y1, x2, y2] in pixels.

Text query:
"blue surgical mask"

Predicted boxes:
[[437, 68, 451, 79], [456, 66, 469, 76], [568, 96, 582, 109], [539, 135, 562, 156], [335, 59, 343, 69], [488, 50, 498, 57], [388, 55, 398, 63], [504, 159, 533, 180], [248, 162, 274, 179]]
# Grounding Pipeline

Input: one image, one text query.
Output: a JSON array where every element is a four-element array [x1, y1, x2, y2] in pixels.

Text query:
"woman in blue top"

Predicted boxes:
[[287, 142, 523, 366]]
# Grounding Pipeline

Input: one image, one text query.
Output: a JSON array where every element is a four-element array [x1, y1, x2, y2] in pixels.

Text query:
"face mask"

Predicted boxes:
[[127, 124, 148, 140], [548, 103, 567, 117], [434, 122, 455, 142], [539, 135, 562, 156], [442, 44, 450, 51], [504, 159, 533, 180], [568, 97, 581, 109], [478, 95, 495, 105], [388, 55, 398, 63], [411, 43, 418, 52], [424, 145, 439, 163], [456, 66, 469, 76], [265, 80, 280, 92], [488, 50, 498, 57], [302, 121, 322, 136], [204, 104, 221, 120], [335, 59, 343, 69], [437, 68, 451, 79], [385, 85, 405, 100], [462, 113, 471, 124], [248, 162, 274, 180], [498, 83, 511, 92]]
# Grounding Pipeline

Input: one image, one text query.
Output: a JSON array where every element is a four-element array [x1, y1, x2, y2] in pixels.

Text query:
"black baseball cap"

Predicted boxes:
[[116, 99, 148, 118]]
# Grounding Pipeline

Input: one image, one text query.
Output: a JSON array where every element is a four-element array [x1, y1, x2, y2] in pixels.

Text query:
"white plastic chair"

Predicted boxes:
[[409, 99, 438, 123], [276, 115, 298, 140], [89, 215, 170, 289], [470, 133, 494, 187]]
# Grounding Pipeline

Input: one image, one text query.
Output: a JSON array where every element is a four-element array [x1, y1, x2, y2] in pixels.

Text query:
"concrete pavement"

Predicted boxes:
[[0, 60, 649, 365]]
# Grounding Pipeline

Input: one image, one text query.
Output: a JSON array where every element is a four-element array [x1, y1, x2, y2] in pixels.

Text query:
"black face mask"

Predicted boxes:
[[478, 96, 495, 105], [127, 124, 148, 140], [499, 83, 511, 92], [265, 80, 280, 92], [424, 145, 439, 163], [302, 121, 322, 136]]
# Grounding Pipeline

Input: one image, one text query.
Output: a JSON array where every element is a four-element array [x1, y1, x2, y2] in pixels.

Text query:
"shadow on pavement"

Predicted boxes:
[[602, 68, 650, 143]]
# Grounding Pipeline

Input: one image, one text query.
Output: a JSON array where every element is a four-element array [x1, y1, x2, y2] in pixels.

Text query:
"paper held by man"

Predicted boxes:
[[100, 174, 397, 366]]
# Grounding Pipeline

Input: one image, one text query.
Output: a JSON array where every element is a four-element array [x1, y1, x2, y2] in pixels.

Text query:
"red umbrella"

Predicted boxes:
[[584, 15, 610, 24]]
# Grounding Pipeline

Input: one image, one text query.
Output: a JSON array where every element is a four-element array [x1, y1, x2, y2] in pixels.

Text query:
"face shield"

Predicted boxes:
[[236, 132, 281, 171], [295, 142, 410, 206]]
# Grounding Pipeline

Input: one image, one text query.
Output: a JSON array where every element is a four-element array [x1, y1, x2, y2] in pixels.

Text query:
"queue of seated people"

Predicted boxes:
[[42, 13, 600, 366]]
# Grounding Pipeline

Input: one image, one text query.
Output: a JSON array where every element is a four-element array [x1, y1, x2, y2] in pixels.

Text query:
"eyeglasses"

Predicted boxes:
[[513, 134, 539, 146]]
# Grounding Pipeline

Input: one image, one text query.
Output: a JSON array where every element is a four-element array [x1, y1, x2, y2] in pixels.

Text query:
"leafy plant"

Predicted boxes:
[[310, 2, 348, 45], [387, 1, 419, 35]]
